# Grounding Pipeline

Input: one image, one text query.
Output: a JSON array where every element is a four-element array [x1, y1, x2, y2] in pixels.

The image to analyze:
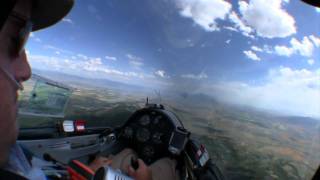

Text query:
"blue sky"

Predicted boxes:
[[26, 0, 320, 117]]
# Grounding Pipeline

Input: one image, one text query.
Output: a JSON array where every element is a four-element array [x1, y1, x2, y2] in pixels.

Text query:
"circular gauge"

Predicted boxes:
[[136, 128, 150, 142], [139, 115, 151, 126], [123, 126, 134, 138], [142, 146, 155, 157], [153, 115, 162, 125], [152, 132, 162, 144]]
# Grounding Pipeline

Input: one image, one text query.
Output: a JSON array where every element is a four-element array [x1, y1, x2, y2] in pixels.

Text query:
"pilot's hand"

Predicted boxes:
[[127, 159, 152, 180], [89, 156, 112, 172]]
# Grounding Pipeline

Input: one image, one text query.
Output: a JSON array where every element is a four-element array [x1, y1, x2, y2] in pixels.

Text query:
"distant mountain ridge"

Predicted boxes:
[[32, 69, 320, 125], [32, 69, 147, 93]]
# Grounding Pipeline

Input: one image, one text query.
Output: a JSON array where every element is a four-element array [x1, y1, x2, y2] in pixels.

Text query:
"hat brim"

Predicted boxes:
[[301, 0, 320, 8], [31, 0, 74, 31]]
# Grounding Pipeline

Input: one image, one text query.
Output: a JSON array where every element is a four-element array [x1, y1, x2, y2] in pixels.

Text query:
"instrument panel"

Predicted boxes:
[[119, 109, 176, 164]]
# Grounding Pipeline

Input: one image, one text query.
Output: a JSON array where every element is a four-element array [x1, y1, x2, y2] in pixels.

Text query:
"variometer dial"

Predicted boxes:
[[139, 115, 151, 126], [123, 126, 134, 138], [136, 128, 150, 142]]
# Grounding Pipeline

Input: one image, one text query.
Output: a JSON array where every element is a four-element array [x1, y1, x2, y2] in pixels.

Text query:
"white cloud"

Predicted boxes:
[[155, 70, 168, 78], [226, 39, 231, 44], [308, 59, 315, 65], [34, 38, 41, 42], [105, 55, 117, 61], [251, 46, 263, 52], [129, 61, 144, 68], [290, 37, 314, 57], [200, 67, 320, 117], [309, 35, 320, 47], [28, 54, 147, 81], [238, 0, 296, 38], [181, 72, 208, 80], [176, 0, 231, 31], [62, 18, 74, 25], [263, 45, 273, 54], [127, 54, 144, 68], [77, 54, 88, 60], [27, 52, 171, 88], [43, 44, 74, 55], [224, 26, 238, 32], [316, 7, 320, 13], [243, 50, 261, 61], [83, 58, 103, 72], [273, 36, 317, 58], [127, 54, 143, 61], [228, 11, 254, 38], [274, 45, 294, 57]]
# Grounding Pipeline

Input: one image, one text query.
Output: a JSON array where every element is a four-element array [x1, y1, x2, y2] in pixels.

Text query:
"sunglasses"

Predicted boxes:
[[0, 12, 32, 91]]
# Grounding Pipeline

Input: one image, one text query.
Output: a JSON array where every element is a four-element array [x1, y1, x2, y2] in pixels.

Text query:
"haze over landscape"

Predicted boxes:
[[20, 0, 320, 179], [19, 71, 320, 180]]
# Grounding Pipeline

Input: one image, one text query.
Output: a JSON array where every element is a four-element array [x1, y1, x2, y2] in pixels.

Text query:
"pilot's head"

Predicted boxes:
[[0, 0, 74, 166]]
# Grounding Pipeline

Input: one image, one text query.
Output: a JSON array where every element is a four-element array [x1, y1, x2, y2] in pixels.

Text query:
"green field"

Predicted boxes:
[[18, 79, 320, 180]]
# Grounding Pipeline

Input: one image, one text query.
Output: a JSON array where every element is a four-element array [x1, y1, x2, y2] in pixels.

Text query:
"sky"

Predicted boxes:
[[26, 0, 320, 118]]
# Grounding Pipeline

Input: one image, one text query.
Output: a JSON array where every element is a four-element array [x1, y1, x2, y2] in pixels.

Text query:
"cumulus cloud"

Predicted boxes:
[[243, 50, 261, 61], [224, 26, 238, 32], [28, 54, 146, 81], [129, 61, 144, 68], [308, 59, 315, 65], [155, 70, 169, 78], [228, 11, 254, 38], [273, 36, 317, 58], [34, 38, 41, 42], [83, 58, 103, 72], [263, 45, 274, 54], [105, 55, 117, 61], [77, 54, 88, 60], [62, 18, 74, 25], [127, 54, 144, 68], [290, 37, 314, 57], [176, 0, 231, 31], [127, 54, 143, 61], [181, 72, 208, 80], [200, 67, 320, 117], [43, 44, 74, 55], [251, 46, 263, 52], [238, 0, 296, 38], [274, 45, 294, 57], [309, 35, 320, 47]]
